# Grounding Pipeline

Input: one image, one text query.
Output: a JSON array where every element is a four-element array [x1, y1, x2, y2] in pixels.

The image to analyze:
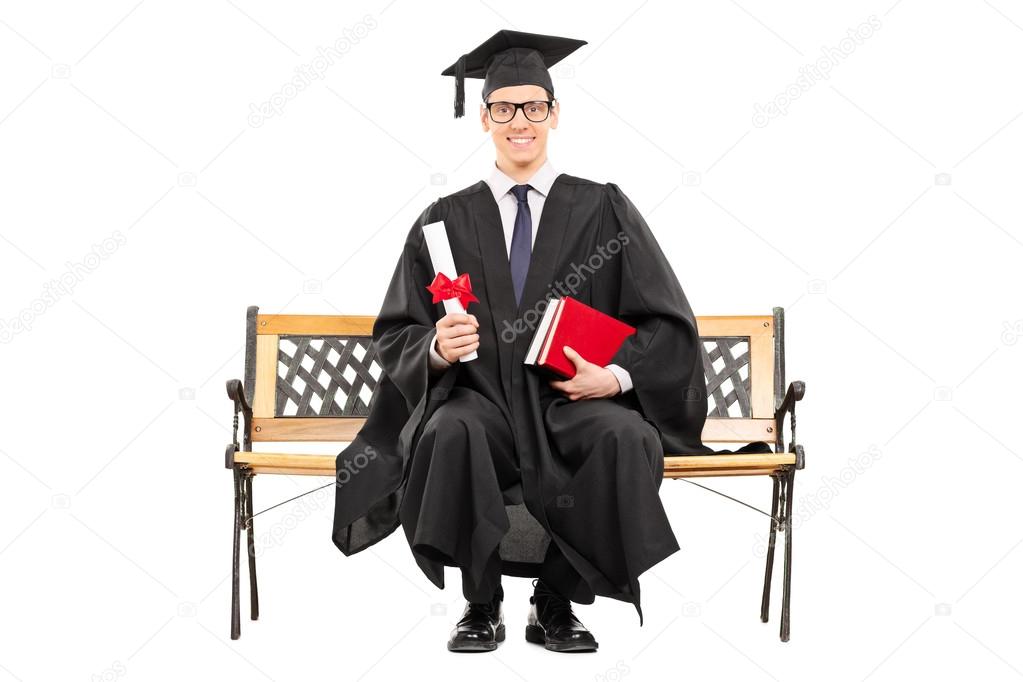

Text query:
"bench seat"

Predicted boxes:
[[223, 305, 806, 642], [234, 450, 798, 478]]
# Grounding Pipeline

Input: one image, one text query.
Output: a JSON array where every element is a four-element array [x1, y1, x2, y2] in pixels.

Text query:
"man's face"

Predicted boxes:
[[480, 84, 559, 167]]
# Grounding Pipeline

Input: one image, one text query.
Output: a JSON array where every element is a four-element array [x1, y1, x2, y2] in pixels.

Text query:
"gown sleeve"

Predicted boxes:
[[428, 332, 453, 373], [332, 198, 456, 555], [602, 182, 716, 455]]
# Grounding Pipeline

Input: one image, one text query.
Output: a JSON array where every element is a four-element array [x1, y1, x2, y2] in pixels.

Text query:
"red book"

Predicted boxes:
[[523, 296, 637, 379]]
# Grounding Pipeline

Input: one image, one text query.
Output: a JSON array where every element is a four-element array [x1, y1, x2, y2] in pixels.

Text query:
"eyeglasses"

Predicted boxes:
[[485, 100, 554, 123]]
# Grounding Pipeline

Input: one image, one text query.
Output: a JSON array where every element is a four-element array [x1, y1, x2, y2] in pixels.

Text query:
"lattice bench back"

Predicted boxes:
[[242, 306, 786, 446]]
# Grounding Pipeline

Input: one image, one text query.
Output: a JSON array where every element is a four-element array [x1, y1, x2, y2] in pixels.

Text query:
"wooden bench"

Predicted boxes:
[[224, 305, 806, 641]]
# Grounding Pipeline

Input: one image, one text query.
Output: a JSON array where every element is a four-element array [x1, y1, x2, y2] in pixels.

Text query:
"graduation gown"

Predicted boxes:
[[331, 173, 760, 624]]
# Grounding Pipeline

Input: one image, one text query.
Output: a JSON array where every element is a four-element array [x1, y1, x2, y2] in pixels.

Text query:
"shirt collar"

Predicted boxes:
[[485, 158, 558, 204]]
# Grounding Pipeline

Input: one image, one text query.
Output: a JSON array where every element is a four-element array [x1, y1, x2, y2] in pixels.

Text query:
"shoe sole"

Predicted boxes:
[[525, 624, 598, 652], [447, 624, 506, 652]]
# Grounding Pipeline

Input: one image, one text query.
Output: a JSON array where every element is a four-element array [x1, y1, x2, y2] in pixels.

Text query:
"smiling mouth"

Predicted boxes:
[[508, 136, 535, 148]]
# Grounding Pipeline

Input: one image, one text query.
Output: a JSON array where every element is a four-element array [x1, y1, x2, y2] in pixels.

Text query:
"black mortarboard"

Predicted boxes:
[[440, 30, 587, 119]]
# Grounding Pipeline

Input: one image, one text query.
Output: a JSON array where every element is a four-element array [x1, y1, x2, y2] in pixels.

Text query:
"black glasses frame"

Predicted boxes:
[[484, 99, 555, 123]]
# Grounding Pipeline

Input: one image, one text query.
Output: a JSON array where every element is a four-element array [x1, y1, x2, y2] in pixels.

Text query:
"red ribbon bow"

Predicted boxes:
[[426, 272, 480, 309]]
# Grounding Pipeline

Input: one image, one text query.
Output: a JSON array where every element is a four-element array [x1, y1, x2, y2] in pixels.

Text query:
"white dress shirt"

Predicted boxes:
[[427, 159, 633, 394]]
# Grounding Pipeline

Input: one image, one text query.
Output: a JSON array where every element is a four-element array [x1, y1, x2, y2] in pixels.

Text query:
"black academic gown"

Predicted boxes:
[[331, 173, 760, 624]]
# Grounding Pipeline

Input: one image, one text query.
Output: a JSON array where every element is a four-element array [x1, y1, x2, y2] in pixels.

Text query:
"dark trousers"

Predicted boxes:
[[406, 385, 661, 605], [461, 530, 576, 604]]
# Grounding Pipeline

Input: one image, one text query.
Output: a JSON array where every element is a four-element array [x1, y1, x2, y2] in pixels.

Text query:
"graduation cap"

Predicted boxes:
[[441, 30, 587, 119]]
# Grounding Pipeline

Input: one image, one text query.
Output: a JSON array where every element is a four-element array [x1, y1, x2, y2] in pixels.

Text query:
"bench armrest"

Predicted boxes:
[[225, 378, 252, 468], [774, 380, 806, 469]]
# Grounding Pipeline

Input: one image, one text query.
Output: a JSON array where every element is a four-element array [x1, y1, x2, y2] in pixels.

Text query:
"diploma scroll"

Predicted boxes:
[[423, 221, 478, 363]]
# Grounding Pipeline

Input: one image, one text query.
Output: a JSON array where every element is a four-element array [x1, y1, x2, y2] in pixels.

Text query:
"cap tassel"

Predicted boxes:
[[454, 54, 466, 118]]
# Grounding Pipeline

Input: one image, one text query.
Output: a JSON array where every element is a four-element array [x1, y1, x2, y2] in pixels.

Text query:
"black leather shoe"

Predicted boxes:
[[525, 578, 598, 652], [447, 593, 505, 652]]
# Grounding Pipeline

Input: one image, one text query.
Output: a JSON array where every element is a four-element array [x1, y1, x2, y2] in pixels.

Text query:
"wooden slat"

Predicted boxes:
[[255, 313, 765, 339], [701, 418, 775, 443], [237, 453, 796, 469], [248, 466, 335, 476], [748, 320, 775, 418], [250, 416, 775, 443], [252, 335, 278, 419], [236, 452, 795, 478], [247, 466, 791, 478], [236, 452, 337, 469], [256, 314, 375, 336], [695, 315, 773, 337], [663, 468, 786, 478], [252, 418, 367, 441], [238, 452, 334, 476], [663, 453, 794, 472]]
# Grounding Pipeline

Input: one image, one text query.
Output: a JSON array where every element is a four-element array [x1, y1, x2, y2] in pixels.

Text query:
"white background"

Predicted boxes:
[[2, 0, 1022, 680]]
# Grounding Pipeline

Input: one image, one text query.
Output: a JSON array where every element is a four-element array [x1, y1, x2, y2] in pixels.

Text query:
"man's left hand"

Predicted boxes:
[[548, 345, 622, 400]]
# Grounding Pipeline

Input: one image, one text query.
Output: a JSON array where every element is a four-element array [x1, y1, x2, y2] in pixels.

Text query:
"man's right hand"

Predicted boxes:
[[435, 312, 479, 363]]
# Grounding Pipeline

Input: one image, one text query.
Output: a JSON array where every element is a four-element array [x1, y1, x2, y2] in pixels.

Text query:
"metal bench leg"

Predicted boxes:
[[231, 467, 242, 640], [760, 473, 781, 623], [244, 471, 260, 621], [780, 467, 795, 642]]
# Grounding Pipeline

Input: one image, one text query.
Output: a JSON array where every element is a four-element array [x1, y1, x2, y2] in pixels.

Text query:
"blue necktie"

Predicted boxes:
[[509, 184, 532, 306]]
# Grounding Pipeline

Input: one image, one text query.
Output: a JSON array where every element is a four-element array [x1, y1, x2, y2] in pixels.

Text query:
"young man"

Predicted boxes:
[[332, 30, 719, 653]]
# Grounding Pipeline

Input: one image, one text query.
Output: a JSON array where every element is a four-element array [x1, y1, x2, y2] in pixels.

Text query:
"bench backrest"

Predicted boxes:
[[242, 306, 786, 445]]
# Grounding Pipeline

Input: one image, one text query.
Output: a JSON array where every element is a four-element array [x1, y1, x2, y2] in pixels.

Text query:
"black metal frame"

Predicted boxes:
[[757, 306, 806, 642], [224, 306, 260, 640]]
